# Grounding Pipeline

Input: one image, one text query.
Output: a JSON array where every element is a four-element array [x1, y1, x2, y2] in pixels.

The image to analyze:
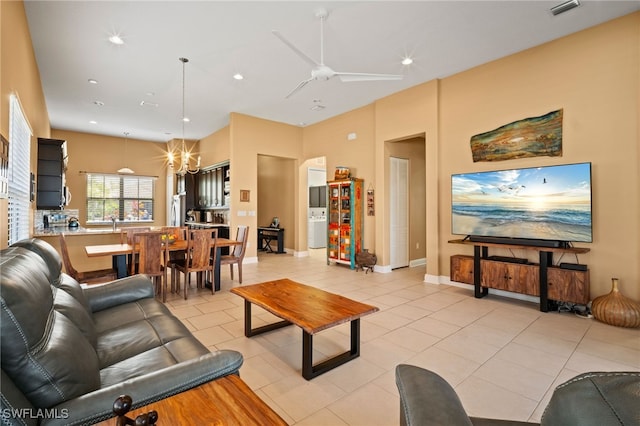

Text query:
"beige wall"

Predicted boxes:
[[51, 129, 171, 227], [229, 113, 302, 258], [303, 105, 377, 251], [199, 125, 230, 166], [1, 1, 51, 248], [438, 13, 639, 299], [2, 0, 638, 302], [374, 81, 440, 275]]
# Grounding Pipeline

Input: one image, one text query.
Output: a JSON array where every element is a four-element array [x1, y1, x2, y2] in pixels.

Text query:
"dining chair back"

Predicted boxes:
[[120, 227, 151, 274], [59, 233, 118, 284], [120, 227, 152, 244], [220, 225, 249, 284], [170, 228, 217, 299], [159, 226, 187, 241], [159, 226, 188, 263], [131, 231, 169, 301]]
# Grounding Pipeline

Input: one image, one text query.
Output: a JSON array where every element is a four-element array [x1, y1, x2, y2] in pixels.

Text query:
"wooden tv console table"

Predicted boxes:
[[449, 239, 590, 312]]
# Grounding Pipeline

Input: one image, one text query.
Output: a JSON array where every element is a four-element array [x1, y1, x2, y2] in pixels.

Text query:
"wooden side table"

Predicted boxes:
[[95, 375, 287, 425]]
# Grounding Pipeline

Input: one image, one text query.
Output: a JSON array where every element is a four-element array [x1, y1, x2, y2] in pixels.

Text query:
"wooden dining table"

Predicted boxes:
[[85, 238, 240, 292]]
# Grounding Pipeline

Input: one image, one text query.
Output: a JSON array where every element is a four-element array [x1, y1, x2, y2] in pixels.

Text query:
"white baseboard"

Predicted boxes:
[[424, 274, 440, 284], [244, 256, 258, 264], [374, 264, 392, 273], [410, 258, 426, 267]]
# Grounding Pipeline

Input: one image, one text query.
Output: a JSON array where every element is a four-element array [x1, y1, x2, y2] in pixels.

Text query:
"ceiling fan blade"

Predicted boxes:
[[336, 72, 404, 82], [272, 30, 319, 68], [285, 77, 314, 99]]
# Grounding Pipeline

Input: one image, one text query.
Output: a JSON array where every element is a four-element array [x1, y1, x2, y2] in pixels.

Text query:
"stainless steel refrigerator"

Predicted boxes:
[[170, 194, 186, 226]]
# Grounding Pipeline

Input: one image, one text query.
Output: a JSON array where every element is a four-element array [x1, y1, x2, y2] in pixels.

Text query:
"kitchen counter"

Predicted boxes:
[[33, 227, 119, 237], [34, 223, 230, 237], [185, 222, 229, 228]]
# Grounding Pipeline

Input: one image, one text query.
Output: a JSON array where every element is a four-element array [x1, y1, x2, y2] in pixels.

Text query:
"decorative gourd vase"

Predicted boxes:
[[591, 278, 640, 328]]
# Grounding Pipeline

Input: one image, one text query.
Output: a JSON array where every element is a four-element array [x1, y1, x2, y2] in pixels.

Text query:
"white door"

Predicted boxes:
[[390, 157, 409, 269]]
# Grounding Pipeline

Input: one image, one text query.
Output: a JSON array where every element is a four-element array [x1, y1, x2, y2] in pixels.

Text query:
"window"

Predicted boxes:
[[86, 174, 155, 223], [7, 95, 32, 245]]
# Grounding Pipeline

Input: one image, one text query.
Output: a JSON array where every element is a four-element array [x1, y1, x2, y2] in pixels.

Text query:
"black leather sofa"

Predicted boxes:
[[1, 238, 244, 425], [395, 364, 640, 426]]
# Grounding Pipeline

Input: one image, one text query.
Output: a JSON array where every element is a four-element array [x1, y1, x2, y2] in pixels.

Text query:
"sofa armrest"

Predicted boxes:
[[1, 370, 38, 426], [541, 371, 640, 426], [395, 365, 536, 426], [83, 275, 154, 313], [41, 350, 243, 426], [396, 364, 474, 426]]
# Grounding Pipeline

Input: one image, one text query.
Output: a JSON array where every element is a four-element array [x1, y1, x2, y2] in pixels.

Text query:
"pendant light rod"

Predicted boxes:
[[174, 56, 200, 176], [117, 131, 134, 174]]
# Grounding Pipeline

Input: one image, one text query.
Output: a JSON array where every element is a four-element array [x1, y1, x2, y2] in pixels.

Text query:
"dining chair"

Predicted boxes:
[[170, 228, 217, 299], [220, 225, 249, 284], [120, 226, 151, 274], [120, 226, 152, 244], [59, 233, 118, 284], [159, 226, 187, 241], [159, 226, 188, 263], [131, 231, 169, 302]]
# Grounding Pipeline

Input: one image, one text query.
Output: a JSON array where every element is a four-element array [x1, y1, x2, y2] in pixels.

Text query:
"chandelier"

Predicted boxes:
[[170, 57, 200, 175]]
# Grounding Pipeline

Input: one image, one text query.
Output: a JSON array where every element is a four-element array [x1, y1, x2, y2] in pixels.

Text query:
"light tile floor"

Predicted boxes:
[[163, 249, 639, 425]]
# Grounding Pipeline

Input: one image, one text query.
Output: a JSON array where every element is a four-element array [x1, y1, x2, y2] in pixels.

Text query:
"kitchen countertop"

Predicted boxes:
[[186, 222, 229, 227], [34, 227, 119, 237], [34, 223, 230, 237]]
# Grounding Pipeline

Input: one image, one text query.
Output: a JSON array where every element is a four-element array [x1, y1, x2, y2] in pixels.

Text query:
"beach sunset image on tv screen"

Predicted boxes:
[[451, 162, 592, 243]]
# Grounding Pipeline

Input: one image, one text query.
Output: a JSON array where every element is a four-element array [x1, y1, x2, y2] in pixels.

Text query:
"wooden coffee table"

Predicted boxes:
[[231, 278, 379, 380], [95, 374, 287, 425]]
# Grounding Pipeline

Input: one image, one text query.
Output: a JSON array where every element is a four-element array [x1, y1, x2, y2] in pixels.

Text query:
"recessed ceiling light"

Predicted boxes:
[[88, 79, 98, 84], [108, 34, 125, 45], [89, 120, 97, 124], [182, 117, 190, 122], [401, 57, 413, 66], [140, 100, 158, 107], [93, 100, 105, 106], [146, 92, 155, 97], [233, 73, 244, 80]]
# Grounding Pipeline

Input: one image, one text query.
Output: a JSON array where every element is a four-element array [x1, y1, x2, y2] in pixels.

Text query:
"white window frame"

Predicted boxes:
[[7, 95, 32, 245], [86, 173, 156, 224]]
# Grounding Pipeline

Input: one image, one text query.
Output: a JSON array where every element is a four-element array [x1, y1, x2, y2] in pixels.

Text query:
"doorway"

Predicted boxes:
[[257, 155, 296, 252], [307, 165, 327, 251], [390, 157, 409, 269], [386, 135, 426, 270]]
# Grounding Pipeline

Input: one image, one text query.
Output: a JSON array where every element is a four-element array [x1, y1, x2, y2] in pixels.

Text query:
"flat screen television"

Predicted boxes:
[[451, 162, 592, 247]]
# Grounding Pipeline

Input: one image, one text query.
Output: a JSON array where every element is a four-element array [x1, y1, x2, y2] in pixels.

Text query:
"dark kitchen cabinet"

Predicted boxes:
[[176, 161, 230, 211], [37, 138, 67, 209], [197, 162, 230, 209]]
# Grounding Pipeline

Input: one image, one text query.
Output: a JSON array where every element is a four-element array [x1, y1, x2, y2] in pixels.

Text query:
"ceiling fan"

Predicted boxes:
[[273, 8, 403, 98]]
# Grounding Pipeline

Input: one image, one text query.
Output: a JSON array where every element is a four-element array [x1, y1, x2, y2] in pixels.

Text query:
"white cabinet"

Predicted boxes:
[[308, 219, 327, 248]]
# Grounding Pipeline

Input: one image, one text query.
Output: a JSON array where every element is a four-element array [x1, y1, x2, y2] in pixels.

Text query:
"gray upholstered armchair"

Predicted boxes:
[[395, 364, 639, 426]]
